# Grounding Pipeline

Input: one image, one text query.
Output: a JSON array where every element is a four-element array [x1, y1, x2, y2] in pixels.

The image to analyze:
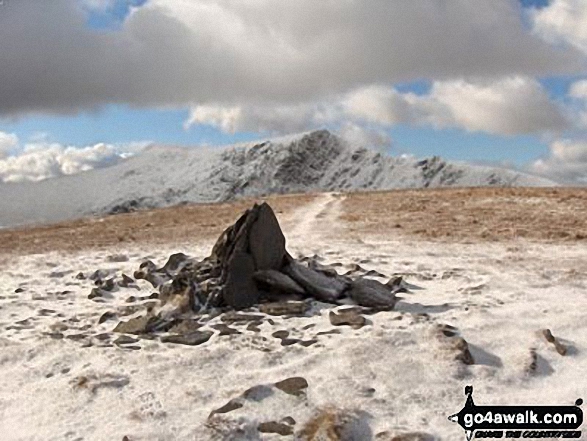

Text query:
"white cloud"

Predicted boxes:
[[570, 80, 587, 99], [0, 134, 151, 183], [0, 131, 18, 159], [188, 76, 569, 137], [414, 76, 568, 135], [531, 139, 587, 184], [0, 0, 583, 117], [531, 0, 587, 54]]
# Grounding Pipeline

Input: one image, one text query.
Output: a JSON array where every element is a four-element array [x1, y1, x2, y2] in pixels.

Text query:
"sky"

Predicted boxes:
[[0, 0, 586, 184]]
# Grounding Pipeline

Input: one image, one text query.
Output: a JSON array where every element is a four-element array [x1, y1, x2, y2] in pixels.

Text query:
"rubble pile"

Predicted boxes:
[[104, 202, 404, 341]]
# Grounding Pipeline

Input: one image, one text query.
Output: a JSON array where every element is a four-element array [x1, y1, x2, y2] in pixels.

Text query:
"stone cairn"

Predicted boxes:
[[113, 202, 403, 339]]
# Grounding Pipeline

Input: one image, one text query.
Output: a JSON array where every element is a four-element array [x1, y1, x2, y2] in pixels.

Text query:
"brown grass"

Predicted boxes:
[[0, 193, 315, 256], [1, 188, 586, 257], [340, 187, 587, 243]]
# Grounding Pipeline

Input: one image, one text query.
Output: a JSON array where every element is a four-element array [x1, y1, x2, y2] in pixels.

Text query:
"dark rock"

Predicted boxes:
[[65, 333, 88, 342], [162, 253, 190, 273], [247, 322, 262, 332], [107, 254, 129, 263], [272, 330, 290, 339], [282, 416, 296, 426], [453, 337, 475, 365], [210, 324, 241, 336], [284, 259, 348, 303], [554, 340, 568, 356], [329, 309, 366, 329], [14, 287, 25, 293], [88, 288, 108, 300], [221, 312, 265, 324], [209, 399, 243, 418], [258, 421, 294, 436], [348, 278, 397, 309], [259, 301, 309, 316], [114, 335, 139, 345], [223, 250, 259, 309], [281, 338, 301, 346], [113, 315, 154, 335], [119, 274, 135, 288], [248, 203, 286, 270], [542, 328, 555, 343], [253, 269, 306, 295], [75, 272, 86, 280], [168, 320, 202, 335], [89, 269, 110, 281], [299, 339, 318, 347], [316, 329, 342, 336], [243, 384, 274, 401], [160, 331, 213, 346], [98, 311, 117, 324], [274, 377, 308, 396]]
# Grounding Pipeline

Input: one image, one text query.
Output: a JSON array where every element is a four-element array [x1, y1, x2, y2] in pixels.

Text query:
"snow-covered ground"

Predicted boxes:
[[0, 195, 584, 440]]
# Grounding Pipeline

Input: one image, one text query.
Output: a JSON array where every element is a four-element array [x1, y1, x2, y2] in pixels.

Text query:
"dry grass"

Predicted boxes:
[[0, 193, 315, 256], [340, 187, 587, 243], [1, 188, 586, 257]]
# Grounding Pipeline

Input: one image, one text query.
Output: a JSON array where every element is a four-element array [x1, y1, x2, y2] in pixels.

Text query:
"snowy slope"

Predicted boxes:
[[0, 130, 556, 227]]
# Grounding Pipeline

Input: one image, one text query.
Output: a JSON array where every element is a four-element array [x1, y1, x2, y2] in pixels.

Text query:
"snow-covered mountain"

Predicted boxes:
[[0, 130, 556, 227]]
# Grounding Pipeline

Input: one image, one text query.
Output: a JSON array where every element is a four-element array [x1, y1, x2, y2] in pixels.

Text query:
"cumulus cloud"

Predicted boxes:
[[187, 76, 569, 137], [531, 139, 587, 184], [0, 132, 150, 182], [0, 131, 18, 159], [531, 0, 587, 54], [408, 76, 568, 135], [0, 0, 584, 118]]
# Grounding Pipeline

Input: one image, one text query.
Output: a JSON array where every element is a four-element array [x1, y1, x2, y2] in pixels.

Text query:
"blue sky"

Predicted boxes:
[[0, 0, 586, 183]]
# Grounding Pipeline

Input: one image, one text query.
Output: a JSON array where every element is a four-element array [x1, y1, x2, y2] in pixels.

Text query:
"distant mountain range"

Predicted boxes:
[[0, 130, 556, 228]]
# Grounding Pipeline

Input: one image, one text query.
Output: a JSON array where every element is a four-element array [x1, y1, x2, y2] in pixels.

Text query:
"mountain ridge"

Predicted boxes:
[[0, 130, 557, 228]]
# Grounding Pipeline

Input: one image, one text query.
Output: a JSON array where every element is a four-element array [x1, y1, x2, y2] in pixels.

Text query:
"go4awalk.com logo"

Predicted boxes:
[[448, 386, 583, 440]]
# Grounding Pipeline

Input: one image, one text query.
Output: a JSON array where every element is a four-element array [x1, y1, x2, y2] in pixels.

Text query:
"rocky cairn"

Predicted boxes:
[[112, 202, 401, 340]]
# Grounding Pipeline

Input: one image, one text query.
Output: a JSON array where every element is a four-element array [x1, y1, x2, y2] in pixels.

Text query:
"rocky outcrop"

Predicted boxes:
[[112, 202, 403, 344]]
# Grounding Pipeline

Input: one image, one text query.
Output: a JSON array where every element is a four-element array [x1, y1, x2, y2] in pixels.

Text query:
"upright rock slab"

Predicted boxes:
[[217, 202, 288, 309]]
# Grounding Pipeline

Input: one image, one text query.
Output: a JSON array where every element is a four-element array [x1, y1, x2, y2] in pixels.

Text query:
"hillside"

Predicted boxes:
[[0, 130, 556, 228]]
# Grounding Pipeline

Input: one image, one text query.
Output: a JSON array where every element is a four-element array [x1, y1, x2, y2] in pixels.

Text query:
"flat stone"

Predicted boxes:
[[272, 330, 290, 339], [347, 278, 397, 309], [210, 324, 241, 336], [299, 339, 318, 347], [274, 377, 308, 396], [258, 421, 294, 436], [316, 329, 342, 336], [168, 320, 202, 335], [284, 260, 348, 303], [281, 338, 300, 346], [113, 315, 153, 335], [209, 399, 243, 419], [329, 310, 366, 329], [259, 301, 309, 316], [253, 269, 305, 295], [247, 322, 262, 332], [160, 331, 213, 346], [114, 335, 139, 345]]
